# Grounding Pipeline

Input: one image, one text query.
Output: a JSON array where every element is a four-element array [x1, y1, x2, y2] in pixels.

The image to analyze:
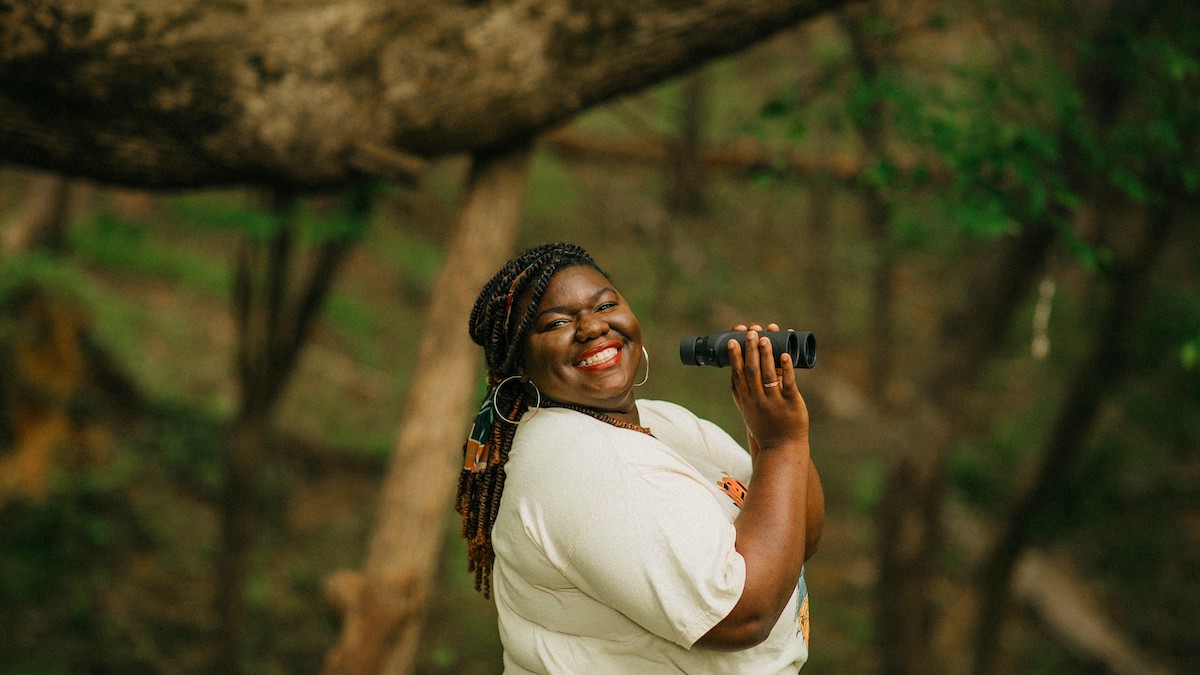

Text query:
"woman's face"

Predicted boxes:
[[520, 265, 643, 413]]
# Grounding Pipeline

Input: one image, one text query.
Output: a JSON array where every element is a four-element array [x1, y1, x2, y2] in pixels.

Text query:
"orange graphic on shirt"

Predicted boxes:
[[797, 594, 810, 645], [717, 474, 748, 509]]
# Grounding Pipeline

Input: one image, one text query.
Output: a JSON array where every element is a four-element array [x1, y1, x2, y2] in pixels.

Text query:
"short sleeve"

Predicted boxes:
[[558, 458, 746, 648]]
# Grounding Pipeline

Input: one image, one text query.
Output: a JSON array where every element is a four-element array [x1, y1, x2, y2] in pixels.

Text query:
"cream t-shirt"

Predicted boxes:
[[491, 399, 809, 674]]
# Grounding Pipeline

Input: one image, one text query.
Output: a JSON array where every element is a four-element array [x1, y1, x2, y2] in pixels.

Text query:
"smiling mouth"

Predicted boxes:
[[575, 346, 620, 368]]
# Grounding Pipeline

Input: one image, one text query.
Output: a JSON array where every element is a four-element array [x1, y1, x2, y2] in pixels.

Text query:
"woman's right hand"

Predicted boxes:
[[727, 323, 809, 451], [699, 324, 817, 650]]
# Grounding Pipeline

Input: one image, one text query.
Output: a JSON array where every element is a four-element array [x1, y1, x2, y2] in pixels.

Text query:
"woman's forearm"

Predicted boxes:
[[698, 438, 811, 649]]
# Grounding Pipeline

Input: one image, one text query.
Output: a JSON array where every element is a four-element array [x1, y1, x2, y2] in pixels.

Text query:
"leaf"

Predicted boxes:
[[1182, 338, 1200, 371], [759, 95, 794, 119], [1110, 167, 1149, 202]]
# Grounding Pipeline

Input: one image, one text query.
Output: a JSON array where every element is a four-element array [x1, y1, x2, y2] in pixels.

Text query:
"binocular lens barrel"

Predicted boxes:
[[679, 330, 816, 369]]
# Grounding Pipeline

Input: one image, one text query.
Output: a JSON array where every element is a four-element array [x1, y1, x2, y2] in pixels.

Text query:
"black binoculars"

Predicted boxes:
[[679, 330, 816, 369]]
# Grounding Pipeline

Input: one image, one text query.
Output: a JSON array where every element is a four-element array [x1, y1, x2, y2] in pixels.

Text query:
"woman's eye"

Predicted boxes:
[[544, 318, 568, 330], [597, 301, 617, 311]]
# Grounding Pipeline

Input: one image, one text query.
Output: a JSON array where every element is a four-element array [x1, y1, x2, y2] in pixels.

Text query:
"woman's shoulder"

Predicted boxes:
[[636, 398, 702, 424], [638, 399, 748, 467], [511, 407, 633, 464], [506, 408, 647, 502]]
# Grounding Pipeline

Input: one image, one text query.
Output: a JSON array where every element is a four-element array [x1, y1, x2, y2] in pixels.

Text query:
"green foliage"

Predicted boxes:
[[0, 251, 93, 306], [154, 402, 225, 496], [324, 293, 386, 368], [390, 231, 443, 282], [746, 92, 808, 143], [1090, 5, 1200, 202], [70, 211, 229, 292], [168, 181, 379, 247], [848, 457, 886, 515], [1182, 335, 1200, 371], [526, 152, 580, 224], [913, 64, 1081, 240], [0, 462, 137, 671]]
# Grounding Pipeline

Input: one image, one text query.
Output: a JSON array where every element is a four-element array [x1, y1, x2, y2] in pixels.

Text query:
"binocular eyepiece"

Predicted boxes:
[[680, 330, 816, 369]]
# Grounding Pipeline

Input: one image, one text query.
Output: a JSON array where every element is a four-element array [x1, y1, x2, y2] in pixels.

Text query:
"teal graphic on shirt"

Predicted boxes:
[[795, 566, 809, 645]]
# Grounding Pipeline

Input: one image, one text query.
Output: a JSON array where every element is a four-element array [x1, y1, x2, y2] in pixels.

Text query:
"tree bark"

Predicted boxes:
[[971, 202, 1176, 675], [219, 191, 359, 673], [0, 0, 847, 189], [667, 70, 710, 216], [543, 128, 941, 184], [0, 171, 72, 254], [841, 1, 896, 405], [876, 219, 1057, 675], [322, 145, 532, 675]]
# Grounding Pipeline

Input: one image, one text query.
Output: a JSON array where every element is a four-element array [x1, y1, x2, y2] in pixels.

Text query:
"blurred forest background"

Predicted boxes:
[[1, 0, 1197, 674]]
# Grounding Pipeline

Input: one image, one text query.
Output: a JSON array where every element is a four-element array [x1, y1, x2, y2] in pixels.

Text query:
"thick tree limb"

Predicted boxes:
[[322, 145, 532, 675], [0, 0, 847, 189]]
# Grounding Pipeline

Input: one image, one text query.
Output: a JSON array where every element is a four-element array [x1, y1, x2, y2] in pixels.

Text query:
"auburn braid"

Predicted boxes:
[[456, 242, 604, 596]]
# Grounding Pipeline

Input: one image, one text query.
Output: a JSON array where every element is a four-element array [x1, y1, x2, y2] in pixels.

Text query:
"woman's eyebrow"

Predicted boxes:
[[534, 287, 616, 322]]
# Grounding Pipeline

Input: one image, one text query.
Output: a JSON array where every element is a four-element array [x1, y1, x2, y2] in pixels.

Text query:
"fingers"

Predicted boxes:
[[728, 336, 746, 397], [730, 326, 795, 399], [732, 322, 780, 332], [779, 351, 797, 395], [742, 330, 764, 394], [758, 333, 780, 392]]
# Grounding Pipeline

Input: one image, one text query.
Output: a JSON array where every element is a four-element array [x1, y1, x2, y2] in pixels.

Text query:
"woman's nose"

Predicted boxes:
[[577, 312, 607, 340]]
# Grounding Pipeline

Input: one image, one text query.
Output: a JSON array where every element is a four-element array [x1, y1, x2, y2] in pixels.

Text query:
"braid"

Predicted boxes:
[[456, 242, 605, 596]]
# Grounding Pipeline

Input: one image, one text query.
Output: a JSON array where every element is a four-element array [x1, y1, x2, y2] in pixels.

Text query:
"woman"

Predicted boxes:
[[457, 242, 824, 674]]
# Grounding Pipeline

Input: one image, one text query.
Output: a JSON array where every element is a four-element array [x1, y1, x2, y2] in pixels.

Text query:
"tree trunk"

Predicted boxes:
[[655, 68, 711, 314], [1, 171, 71, 254], [876, 220, 1057, 675], [971, 201, 1176, 675], [841, 2, 896, 405], [216, 410, 270, 674], [218, 191, 359, 672], [0, 0, 847, 189], [322, 144, 532, 675], [667, 70, 710, 216]]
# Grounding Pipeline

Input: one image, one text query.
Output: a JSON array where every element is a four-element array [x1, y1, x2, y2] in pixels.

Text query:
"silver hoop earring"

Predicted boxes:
[[493, 375, 541, 424], [635, 345, 650, 387]]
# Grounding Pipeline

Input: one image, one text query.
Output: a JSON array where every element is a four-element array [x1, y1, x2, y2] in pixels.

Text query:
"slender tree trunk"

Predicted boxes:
[[971, 202, 1176, 675], [876, 220, 1057, 675], [657, 68, 711, 314], [322, 144, 532, 675], [841, 2, 896, 404], [805, 172, 838, 337], [668, 70, 709, 216], [1, 171, 71, 255], [218, 191, 359, 673], [216, 409, 269, 674]]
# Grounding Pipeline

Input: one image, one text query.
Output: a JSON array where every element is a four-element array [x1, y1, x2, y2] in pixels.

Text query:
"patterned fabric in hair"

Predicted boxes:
[[463, 399, 495, 473]]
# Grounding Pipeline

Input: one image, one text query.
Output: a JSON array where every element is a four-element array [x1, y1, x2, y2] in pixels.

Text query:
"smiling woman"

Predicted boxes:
[[455, 242, 825, 674], [520, 266, 644, 422]]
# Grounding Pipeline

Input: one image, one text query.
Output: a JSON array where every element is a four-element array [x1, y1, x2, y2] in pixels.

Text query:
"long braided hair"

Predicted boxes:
[[456, 242, 604, 596]]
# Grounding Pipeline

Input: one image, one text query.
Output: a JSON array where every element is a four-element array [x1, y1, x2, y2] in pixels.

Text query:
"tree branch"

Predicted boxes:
[[0, 0, 849, 188]]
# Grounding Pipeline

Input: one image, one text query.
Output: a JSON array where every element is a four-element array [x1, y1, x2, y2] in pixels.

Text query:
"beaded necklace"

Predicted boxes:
[[543, 400, 654, 436]]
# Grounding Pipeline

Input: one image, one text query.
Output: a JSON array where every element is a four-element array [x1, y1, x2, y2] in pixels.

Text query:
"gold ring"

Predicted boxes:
[[763, 381, 780, 388]]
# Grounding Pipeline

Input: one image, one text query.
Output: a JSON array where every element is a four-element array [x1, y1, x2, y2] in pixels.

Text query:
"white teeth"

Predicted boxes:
[[576, 347, 618, 367]]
